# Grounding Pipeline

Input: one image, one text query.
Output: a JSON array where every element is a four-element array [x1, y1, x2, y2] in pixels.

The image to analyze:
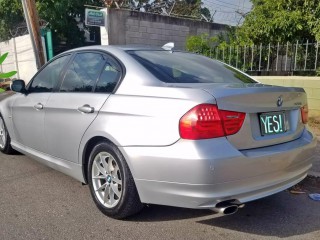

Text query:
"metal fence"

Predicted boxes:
[[210, 41, 320, 75]]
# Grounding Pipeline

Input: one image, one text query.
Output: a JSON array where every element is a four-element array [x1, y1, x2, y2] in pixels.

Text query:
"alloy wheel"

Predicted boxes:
[[0, 117, 6, 149], [91, 152, 122, 208]]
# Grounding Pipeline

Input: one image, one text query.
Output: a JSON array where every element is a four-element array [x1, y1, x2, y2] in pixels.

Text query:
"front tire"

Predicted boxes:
[[87, 142, 143, 219], [0, 115, 14, 154]]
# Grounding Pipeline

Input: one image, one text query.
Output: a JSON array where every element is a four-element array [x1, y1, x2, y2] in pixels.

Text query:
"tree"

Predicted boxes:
[[237, 0, 320, 44], [171, 0, 202, 18], [0, 0, 25, 41], [201, 7, 211, 21], [0, 0, 105, 53]]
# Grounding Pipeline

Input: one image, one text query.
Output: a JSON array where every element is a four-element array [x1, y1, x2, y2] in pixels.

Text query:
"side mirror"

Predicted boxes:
[[11, 80, 27, 94]]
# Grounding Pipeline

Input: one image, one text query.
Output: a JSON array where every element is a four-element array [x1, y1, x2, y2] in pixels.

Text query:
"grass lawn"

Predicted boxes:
[[0, 88, 5, 93]]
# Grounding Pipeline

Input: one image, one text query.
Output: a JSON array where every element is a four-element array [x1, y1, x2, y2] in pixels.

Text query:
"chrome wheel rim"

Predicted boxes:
[[92, 152, 122, 208], [0, 118, 6, 149]]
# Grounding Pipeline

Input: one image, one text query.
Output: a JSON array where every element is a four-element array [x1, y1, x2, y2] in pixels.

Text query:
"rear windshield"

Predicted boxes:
[[127, 50, 256, 84]]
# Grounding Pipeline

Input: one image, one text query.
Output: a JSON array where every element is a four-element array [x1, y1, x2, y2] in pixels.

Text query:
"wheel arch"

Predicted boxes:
[[81, 136, 134, 185]]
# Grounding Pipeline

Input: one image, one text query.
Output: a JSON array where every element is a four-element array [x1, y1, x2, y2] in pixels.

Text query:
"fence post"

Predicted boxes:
[[276, 42, 279, 71], [251, 45, 254, 71], [12, 37, 20, 79], [243, 45, 246, 71], [259, 43, 262, 71], [304, 39, 308, 71], [229, 46, 231, 65], [315, 41, 319, 70], [267, 43, 271, 71], [285, 42, 288, 71], [223, 47, 225, 62], [294, 40, 298, 71], [236, 46, 239, 69]]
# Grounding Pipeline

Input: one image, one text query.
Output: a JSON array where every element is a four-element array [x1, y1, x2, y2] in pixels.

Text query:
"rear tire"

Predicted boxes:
[[0, 115, 14, 154], [87, 141, 143, 219]]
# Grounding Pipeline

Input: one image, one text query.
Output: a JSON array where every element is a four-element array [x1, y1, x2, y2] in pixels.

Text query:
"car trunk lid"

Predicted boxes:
[[201, 83, 307, 150]]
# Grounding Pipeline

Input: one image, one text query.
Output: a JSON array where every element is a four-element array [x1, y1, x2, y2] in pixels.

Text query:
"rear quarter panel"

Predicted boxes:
[[78, 86, 214, 165], [81, 86, 214, 145]]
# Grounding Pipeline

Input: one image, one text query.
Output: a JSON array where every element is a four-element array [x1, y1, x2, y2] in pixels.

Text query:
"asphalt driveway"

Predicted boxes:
[[1, 151, 320, 240]]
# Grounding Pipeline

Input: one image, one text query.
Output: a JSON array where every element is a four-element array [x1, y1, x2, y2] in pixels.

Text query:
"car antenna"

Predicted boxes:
[[162, 42, 174, 52]]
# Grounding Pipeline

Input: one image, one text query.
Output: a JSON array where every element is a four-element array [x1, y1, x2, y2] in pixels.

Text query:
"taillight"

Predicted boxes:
[[301, 104, 309, 124], [219, 110, 246, 135], [179, 104, 245, 140]]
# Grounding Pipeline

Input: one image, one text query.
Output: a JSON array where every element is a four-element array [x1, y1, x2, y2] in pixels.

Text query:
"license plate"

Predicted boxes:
[[259, 112, 286, 136]]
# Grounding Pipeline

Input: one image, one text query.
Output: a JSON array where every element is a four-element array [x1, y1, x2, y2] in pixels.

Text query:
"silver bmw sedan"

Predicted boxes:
[[0, 45, 317, 219]]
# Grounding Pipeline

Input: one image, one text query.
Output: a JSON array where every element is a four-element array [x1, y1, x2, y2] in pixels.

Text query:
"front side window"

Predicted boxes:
[[29, 55, 70, 93], [128, 50, 257, 84], [60, 53, 105, 92]]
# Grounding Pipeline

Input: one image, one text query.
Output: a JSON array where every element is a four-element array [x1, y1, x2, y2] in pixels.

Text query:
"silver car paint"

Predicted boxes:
[[11, 93, 50, 153], [120, 128, 316, 208], [44, 92, 110, 163], [0, 45, 317, 210]]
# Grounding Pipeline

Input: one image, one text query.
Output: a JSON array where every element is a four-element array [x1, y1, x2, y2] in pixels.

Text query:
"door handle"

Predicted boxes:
[[34, 103, 44, 110], [78, 104, 94, 114]]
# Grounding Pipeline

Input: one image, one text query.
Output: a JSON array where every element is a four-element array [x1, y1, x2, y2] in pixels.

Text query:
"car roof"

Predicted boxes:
[[64, 45, 165, 54]]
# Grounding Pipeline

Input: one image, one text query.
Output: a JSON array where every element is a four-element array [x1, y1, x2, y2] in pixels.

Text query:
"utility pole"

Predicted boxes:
[[21, 0, 45, 69]]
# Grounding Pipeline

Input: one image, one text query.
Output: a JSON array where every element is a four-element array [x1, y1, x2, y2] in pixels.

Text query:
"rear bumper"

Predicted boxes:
[[120, 128, 317, 209]]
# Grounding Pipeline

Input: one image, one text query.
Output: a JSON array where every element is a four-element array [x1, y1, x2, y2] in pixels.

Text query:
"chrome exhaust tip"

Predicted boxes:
[[213, 205, 239, 215]]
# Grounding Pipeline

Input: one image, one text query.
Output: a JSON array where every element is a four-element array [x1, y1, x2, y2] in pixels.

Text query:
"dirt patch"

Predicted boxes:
[[309, 116, 320, 136], [290, 176, 320, 194]]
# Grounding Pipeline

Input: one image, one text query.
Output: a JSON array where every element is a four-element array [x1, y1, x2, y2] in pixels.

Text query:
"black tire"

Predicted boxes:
[[87, 141, 143, 219], [0, 115, 14, 154]]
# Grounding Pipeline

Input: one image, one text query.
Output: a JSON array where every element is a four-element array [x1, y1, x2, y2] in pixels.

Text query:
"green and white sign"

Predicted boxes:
[[85, 8, 105, 27]]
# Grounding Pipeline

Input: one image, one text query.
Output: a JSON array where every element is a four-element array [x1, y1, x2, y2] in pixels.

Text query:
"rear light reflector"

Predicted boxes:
[[301, 104, 309, 124], [179, 104, 245, 140]]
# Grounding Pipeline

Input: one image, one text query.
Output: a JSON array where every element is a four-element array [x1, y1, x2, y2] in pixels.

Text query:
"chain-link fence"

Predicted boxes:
[[210, 41, 320, 75]]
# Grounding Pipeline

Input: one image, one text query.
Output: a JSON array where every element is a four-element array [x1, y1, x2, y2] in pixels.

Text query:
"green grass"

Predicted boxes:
[[0, 88, 5, 93]]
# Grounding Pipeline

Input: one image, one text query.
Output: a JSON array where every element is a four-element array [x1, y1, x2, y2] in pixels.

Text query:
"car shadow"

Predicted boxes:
[[129, 192, 320, 238], [127, 204, 216, 222], [197, 192, 320, 238]]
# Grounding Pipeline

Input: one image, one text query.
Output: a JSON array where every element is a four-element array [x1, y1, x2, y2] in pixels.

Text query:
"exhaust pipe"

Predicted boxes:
[[212, 202, 244, 215], [213, 205, 239, 215]]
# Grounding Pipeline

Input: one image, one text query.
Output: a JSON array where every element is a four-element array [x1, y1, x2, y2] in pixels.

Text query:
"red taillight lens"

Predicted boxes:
[[219, 110, 246, 135], [179, 104, 245, 140], [301, 104, 309, 124]]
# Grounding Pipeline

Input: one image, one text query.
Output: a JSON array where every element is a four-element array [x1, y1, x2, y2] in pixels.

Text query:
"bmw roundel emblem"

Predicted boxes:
[[277, 96, 283, 107]]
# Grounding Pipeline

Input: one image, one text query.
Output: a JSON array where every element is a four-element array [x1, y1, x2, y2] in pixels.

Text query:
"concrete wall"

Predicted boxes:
[[255, 76, 320, 117], [107, 9, 227, 50], [0, 35, 37, 83]]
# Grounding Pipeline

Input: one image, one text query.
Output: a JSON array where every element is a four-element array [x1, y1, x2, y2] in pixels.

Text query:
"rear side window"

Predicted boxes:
[[60, 53, 105, 92], [95, 58, 121, 93], [128, 51, 256, 84]]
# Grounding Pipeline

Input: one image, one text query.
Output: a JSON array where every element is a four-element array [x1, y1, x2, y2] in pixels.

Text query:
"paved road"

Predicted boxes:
[[1, 152, 320, 240], [0, 91, 14, 101]]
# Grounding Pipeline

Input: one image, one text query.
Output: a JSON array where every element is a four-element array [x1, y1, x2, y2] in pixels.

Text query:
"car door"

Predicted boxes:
[[11, 55, 70, 153], [44, 52, 122, 163]]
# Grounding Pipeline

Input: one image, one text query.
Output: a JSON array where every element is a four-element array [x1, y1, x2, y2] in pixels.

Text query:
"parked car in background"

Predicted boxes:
[[0, 45, 317, 219]]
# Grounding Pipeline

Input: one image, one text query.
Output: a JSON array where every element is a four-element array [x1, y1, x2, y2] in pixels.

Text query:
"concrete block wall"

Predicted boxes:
[[0, 35, 37, 83], [255, 76, 320, 117], [107, 9, 227, 50]]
